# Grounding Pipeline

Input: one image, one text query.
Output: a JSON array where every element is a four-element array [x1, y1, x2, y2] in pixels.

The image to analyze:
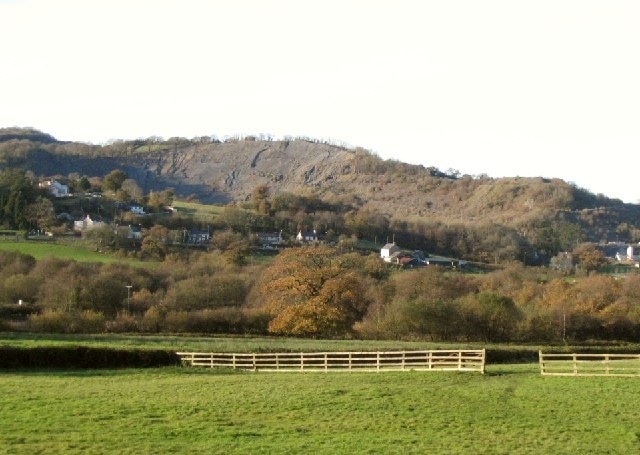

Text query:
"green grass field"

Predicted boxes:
[[172, 200, 224, 220], [0, 239, 154, 266], [1, 334, 640, 453], [1, 364, 639, 454]]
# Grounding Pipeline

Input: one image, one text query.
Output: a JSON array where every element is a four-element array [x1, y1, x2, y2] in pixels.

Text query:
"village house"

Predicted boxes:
[[39, 179, 69, 198], [126, 225, 142, 240], [296, 229, 318, 243], [186, 229, 210, 245], [73, 215, 105, 231], [380, 242, 401, 263], [615, 244, 640, 263], [129, 205, 145, 215], [257, 231, 283, 248]]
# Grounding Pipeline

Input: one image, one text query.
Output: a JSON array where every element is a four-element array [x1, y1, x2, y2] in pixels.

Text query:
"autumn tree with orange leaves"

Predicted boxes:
[[257, 246, 370, 336]]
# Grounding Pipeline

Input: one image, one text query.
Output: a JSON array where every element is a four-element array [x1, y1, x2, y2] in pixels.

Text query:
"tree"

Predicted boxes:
[[549, 252, 574, 274], [4, 189, 29, 229], [395, 297, 461, 340], [251, 184, 271, 214], [0, 168, 39, 229], [363, 253, 389, 280], [147, 189, 174, 211], [121, 179, 143, 201], [258, 246, 370, 336], [573, 243, 607, 272], [24, 197, 55, 231], [459, 291, 521, 341], [223, 240, 251, 266], [102, 169, 127, 193], [141, 225, 170, 260], [78, 176, 91, 192]]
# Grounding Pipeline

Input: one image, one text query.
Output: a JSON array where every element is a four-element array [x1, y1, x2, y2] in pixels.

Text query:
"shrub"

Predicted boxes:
[[105, 311, 139, 333], [27, 310, 105, 333], [27, 309, 74, 333]]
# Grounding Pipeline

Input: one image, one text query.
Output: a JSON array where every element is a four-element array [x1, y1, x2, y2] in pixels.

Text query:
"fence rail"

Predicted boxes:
[[539, 351, 640, 377], [177, 349, 485, 374]]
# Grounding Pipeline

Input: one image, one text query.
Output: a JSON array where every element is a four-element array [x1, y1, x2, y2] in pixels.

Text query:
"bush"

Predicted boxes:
[[105, 312, 139, 333], [27, 310, 106, 333], [162, 308, 269, 334]]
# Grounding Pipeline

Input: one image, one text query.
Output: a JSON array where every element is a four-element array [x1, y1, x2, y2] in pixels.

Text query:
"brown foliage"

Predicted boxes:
[[258, 246, 370, 336]]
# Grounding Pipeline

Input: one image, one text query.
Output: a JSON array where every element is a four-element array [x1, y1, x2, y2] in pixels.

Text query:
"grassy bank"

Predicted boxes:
[[0, 332, 538, 353]]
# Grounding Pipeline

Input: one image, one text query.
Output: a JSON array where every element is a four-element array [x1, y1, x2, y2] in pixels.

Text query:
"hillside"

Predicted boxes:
[[1, 128, 639, 245]]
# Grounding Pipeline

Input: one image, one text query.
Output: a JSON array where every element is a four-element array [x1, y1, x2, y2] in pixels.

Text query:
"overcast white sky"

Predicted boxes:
[[1, 0, 639, 202]]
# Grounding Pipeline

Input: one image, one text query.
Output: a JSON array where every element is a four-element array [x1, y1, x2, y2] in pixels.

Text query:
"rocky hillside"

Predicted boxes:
[[1, 128, 639, 242]]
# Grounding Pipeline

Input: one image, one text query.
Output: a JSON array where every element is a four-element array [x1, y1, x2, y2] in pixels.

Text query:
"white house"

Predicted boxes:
[[380, 242, 400, 262], [39, 179, 69, 197], [296, 230, 318, 242], [186, 229, 210, 244], [257, 231, 283, 248], [74, 215, 105, 231], [129, 205, 145, 215], [126, 225, 142, 240], [616, 245, 640, 262]]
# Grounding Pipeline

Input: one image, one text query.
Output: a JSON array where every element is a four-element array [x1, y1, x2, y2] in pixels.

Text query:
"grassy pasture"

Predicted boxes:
[[0, 239, 154, 267], [1, 365, 639, 454], [172, 200, 224, 220]]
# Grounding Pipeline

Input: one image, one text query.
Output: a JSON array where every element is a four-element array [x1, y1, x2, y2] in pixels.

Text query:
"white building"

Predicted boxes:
[[74, 215, 105, 231], [296, 230, 318, 242], [380, 242, 400, 262], [129, 205, 145, 215], [39, 179, 69, 197]]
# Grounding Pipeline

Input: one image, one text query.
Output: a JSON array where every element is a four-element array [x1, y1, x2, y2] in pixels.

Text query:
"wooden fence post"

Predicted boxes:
[[538, 350, 544, 375]]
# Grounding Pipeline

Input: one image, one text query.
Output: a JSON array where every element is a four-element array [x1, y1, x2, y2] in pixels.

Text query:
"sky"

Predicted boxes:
[[1, 0, 639, 202]]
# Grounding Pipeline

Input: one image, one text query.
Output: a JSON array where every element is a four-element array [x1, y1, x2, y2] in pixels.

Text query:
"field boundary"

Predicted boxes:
[[539, 351, 640, 376], [177, 349, 485, 373]]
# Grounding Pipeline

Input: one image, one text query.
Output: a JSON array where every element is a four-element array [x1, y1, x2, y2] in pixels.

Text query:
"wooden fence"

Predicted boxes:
[[177, 349, 485, 374], [539, 351, 640, 377]]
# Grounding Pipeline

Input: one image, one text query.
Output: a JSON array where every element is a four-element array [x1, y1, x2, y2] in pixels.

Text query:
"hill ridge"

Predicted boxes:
[[1, 128, 639, 244]]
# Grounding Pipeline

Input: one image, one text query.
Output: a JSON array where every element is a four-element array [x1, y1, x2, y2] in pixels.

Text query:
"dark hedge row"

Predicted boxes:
[[485, 349, 539, 364], [0, 347, 180, 369]]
